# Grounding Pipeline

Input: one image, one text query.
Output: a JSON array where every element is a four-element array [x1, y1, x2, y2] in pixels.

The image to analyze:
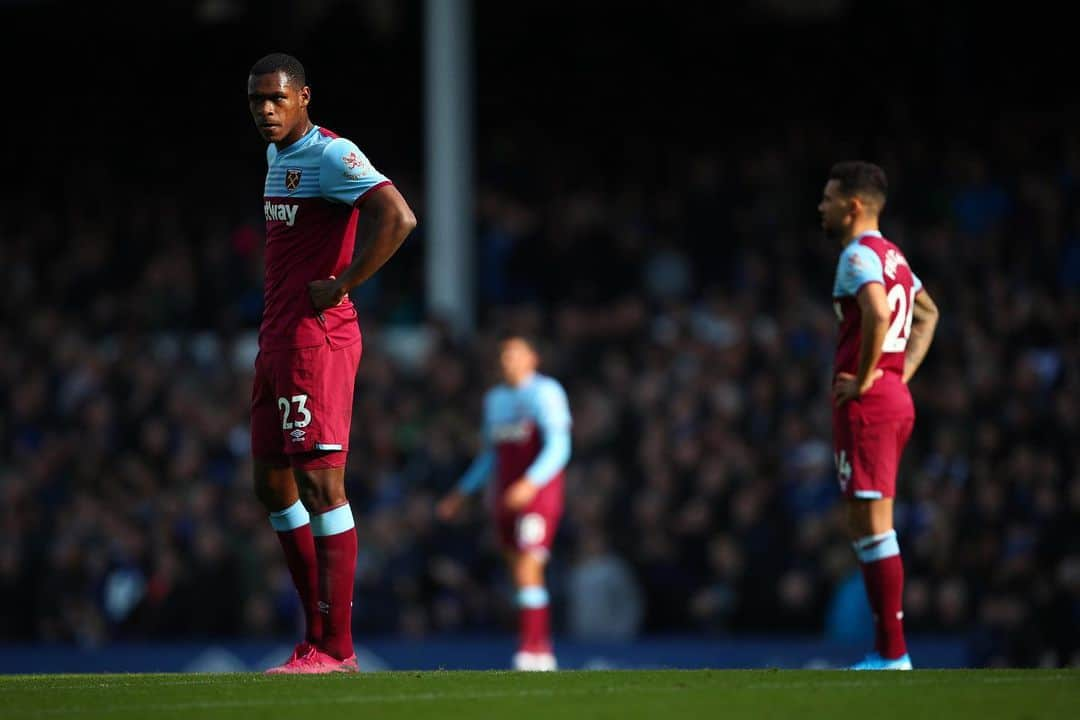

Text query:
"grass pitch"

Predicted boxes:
[[3, 669, 1075, 720]]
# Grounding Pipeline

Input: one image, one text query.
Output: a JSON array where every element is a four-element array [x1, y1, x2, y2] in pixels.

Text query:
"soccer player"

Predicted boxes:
[[247, 53, 416, 673], [436, 334, 572, 671], [820, 161, 939, 670]]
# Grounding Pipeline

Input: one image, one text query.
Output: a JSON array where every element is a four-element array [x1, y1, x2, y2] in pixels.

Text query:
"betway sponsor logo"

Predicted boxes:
[[264, 202, 299, 226], [491, 420, 534, 443]]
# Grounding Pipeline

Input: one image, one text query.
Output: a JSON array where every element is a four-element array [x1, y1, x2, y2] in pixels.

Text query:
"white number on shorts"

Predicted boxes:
[[517, 513, 547, 547], [277, 394, 312, 430], [882, 285, 917, 352]]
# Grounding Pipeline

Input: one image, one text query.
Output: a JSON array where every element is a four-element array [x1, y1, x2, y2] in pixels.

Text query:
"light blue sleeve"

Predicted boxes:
[[912, 270, 924, 293], [524, 430, 571, 487], [319, 138, 391, 206], [456, 390, 497, 495], [524, 379, 573, 486], [833, 243, 885, 297], [456, 449, 494, 495], [532, 378, 572, 430]]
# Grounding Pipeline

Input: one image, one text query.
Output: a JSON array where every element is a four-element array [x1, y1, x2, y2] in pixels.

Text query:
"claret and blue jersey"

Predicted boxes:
[[264, 125, 390, 207], [831, 230, 922, 420], [260, 125, 391, 352], [458, 373, 572, 497], [832, 231, 924, 378]]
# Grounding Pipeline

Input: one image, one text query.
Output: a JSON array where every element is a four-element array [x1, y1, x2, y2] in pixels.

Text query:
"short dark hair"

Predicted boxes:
[[829, 161, 888, 209], [249, 53, 306, 87]]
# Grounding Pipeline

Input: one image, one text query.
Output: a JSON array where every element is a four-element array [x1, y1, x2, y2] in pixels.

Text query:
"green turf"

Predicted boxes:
[[2, 669, 1076, 720]]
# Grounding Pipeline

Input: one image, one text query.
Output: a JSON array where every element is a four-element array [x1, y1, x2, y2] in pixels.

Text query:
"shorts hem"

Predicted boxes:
[[289, 449, 349, 471]]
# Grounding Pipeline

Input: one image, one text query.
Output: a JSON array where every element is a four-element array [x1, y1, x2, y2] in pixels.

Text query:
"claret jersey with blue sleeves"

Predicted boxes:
[[484, 374, 572, 491], [832, 231, 923, 379], [261, 126, 391, 351], [832, 231, 923, 418]]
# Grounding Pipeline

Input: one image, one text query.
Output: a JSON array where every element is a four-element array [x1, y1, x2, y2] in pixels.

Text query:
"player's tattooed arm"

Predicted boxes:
[[902, 288, 939, 384], [309, 185, 417, 310]]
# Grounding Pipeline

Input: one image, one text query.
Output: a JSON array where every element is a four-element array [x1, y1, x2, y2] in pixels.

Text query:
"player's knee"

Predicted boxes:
[[253, 460, 296, 512], [512, 552, 546, 587], [297, 484, 336, 513], [294, 469, 347, 513], [846, 499, 893, 539]]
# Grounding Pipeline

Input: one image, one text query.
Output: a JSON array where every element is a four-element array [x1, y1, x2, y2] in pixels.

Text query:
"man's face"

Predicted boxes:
[[818, 179, 854, 242], [247, 71, 309, 144], [499, 338, 538, 386]]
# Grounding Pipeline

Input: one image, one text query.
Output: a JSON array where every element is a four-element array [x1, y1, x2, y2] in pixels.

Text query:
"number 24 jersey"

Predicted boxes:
[[832, 231, 922, 420]]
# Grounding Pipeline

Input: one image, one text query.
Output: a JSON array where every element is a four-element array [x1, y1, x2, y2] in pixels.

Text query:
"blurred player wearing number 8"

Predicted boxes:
[[437, 334, 572, 671], [821, 162, 939, 670], [247, 53, 416, 673]]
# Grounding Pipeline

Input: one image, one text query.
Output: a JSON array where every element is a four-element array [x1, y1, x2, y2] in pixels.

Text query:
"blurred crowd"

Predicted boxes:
[[2, 2, 1078, 669], [2, 115, 1078, 668]]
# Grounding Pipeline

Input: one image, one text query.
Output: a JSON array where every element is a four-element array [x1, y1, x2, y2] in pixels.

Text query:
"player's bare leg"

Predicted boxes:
[[294, 464, 348, 511], [508, 549, 556, 671], [846, 497, 893, 537], [846, 498, 911, 670], [291, 463, 359, 672], [255, 460, 324, 673]]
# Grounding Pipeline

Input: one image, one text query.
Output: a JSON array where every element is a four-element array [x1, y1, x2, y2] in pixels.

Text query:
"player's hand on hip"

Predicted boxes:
[[833, 370, 883, 405], [436, 492, 466, 522], [504, 478, 539, 512], [308, 275, 348, 312]]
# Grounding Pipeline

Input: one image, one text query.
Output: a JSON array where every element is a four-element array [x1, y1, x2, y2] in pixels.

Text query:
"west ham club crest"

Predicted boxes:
[[285, 168, 302, 192]]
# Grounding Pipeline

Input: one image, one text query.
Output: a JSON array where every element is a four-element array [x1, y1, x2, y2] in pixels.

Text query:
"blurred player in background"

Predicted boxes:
[[437, 334, 572, 671], [246, 53, 416, 673], [821, 161, 939, 670]]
